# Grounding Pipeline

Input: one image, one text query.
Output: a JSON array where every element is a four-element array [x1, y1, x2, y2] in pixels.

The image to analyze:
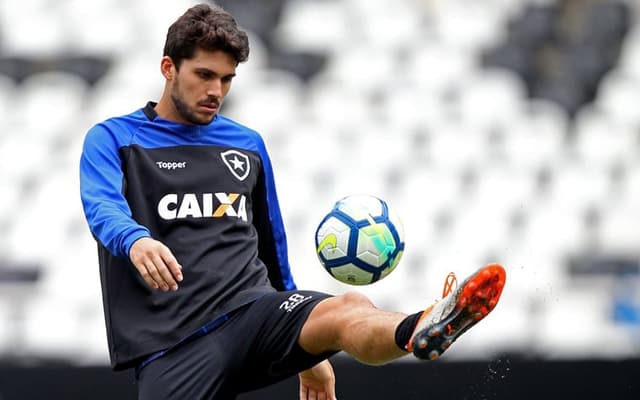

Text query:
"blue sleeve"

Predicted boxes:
[[79, 123, 151, 258], [256, 136, 297, 290]]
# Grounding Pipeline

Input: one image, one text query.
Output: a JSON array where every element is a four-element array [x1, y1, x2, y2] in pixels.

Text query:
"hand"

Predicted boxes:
[[299, 359, 336, 400], [129, 237, 183, 292]]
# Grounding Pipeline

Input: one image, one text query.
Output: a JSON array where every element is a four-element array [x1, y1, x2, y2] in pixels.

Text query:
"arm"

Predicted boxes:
[[79, 123, 149, 257], [79, 124, 182, 291], [298, 360, 337, 400], [252, 136, 296, 290]]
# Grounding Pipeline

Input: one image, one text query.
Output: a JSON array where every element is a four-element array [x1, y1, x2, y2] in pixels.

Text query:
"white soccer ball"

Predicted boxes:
[[315, 194, 405, 285]]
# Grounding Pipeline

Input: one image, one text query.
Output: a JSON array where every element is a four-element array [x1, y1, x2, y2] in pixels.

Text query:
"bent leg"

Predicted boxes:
[[300, 264, 508, 365], [298, 292, 408, 365]]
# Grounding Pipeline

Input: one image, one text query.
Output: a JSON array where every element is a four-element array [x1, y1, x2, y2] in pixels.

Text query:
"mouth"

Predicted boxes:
[[198, 102, 219, 114]]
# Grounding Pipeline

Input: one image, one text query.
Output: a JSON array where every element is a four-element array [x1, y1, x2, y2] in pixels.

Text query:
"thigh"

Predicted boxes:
[[234, 290, 339, 393], [137, 322, 238, 400]]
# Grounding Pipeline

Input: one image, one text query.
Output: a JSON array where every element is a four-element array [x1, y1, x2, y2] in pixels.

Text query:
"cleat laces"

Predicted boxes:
[[442, 272, 457, 298]]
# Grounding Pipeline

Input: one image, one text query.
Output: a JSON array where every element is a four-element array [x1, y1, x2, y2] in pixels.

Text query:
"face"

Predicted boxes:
[[164, 49, 237, 125]]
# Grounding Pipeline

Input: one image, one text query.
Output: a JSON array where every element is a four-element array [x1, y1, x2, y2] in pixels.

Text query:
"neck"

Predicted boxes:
[[154, 91, 182, 123]]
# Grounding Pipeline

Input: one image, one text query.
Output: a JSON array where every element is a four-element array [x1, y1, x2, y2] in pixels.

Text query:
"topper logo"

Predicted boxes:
[[156, 161, 187, 170]]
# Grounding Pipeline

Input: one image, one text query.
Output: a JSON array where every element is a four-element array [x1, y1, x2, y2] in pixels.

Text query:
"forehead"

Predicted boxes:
[[182, 48, 237, 73]]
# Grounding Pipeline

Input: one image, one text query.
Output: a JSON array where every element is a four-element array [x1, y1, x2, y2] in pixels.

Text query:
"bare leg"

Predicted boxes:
[[298, 292, 409, 365], [300, 264, 507, 365]]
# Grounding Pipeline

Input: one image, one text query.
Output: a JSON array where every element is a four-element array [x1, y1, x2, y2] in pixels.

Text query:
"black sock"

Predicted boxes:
[[394, 311, 423, 351]]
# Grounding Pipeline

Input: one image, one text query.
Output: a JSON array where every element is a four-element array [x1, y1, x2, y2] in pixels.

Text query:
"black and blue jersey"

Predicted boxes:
[[80, 102, 296, 370]]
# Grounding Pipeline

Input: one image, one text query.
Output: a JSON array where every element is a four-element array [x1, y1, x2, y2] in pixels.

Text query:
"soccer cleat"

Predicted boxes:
[[407, 263, 506, 360]]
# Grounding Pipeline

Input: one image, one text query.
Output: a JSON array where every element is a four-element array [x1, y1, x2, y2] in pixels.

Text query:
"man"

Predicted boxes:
[[79, 4, 506, 399]]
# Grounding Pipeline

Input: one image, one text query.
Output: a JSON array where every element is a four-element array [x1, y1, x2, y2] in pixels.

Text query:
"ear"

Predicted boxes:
[[160, 56, 175, 81]]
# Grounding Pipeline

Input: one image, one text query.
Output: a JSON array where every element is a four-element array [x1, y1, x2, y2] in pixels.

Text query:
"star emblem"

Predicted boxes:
[[221, 150, 251, 181], [229, 155, 245, 170]]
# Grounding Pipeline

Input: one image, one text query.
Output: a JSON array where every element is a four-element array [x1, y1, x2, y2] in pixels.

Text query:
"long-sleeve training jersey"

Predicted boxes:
[[80, 102, 296, 370]]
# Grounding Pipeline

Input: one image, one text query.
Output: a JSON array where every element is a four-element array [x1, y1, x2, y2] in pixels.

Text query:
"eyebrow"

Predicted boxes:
[[194, 67, 236, 78]]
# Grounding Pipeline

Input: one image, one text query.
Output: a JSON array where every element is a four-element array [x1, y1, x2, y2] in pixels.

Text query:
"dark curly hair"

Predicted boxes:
[[163, 3, 250, 69]]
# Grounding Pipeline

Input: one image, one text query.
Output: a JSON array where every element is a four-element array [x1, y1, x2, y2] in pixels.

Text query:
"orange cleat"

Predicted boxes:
[[407, 263, 506, 360]]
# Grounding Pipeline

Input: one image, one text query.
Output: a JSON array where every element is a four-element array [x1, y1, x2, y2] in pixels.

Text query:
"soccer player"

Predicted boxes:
[[79, 4, 506, 399]]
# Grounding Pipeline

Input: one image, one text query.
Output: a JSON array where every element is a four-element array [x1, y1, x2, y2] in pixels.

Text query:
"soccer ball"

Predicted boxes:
[[315, 194, 405, 285]]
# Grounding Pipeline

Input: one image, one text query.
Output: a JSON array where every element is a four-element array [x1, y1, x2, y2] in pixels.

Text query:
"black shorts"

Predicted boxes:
[[137, 290, 338, 400]]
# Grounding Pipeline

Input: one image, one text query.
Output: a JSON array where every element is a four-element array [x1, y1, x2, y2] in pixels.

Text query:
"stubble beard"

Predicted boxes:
[[170, 82, 215, 126]]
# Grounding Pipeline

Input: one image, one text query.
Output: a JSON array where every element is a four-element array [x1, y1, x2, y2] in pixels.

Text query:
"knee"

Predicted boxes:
[[334, 292, 375, 312], [299, 292, 375, 353]]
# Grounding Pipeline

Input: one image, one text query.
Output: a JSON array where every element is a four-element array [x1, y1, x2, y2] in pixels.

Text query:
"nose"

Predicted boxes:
[[207, 78, 223, 99]]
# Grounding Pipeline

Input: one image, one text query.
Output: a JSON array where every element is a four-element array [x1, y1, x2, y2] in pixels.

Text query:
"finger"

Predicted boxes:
[[137, 262, 160, 290], [326, 384, 336, 400], [160, 247, 183, 283], [309, 389, 317, 400], [151, 253, 178, 291], [299, 385, 308, 400], [145, 261, 170, 292]]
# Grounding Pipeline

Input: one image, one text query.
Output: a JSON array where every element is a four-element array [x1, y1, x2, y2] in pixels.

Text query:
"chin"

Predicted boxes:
[[198, 115, 216, 125]]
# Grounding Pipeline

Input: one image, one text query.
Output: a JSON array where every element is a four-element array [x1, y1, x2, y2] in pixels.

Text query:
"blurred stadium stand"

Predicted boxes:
[[1, 0, 640, 394]]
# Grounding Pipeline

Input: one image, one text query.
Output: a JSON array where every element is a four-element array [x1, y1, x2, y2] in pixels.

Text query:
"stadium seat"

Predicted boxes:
[[571, 106, 637, 168], [457, 67, 529, 133], [596, 70, 640, 130], [430, 0, 510, 54], [597, 168, 640, 252], [348, 0, 423, 51], [59, 0, 137, 55], [303, 74, 376, 132], [499, 99, 568, 171], [427, 119, 488, 172], [4, 167, 82, 265], [404, 42, 475, 100], [0, 0, 67, 56], [617, 25, 640, 82], [224, 69, 305, 137], [274, 0, 349, 53], [317, 44, 398, 98], [14, 72, 89, 142]]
